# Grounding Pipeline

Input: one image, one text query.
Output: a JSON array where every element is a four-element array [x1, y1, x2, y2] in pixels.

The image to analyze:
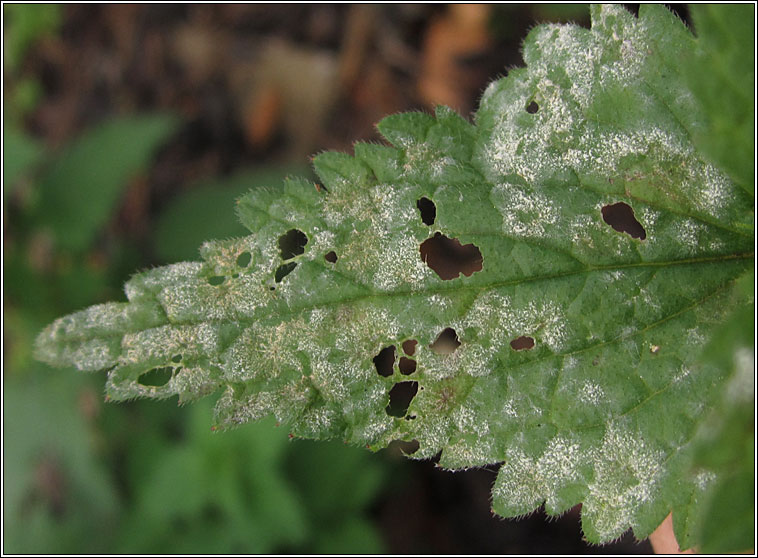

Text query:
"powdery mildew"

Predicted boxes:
[[32, 3, 753, 545]]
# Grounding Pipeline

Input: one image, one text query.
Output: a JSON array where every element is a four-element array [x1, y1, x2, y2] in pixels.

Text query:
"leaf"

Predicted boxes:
[[34, 5, 754, 546], [3, 4, 62, 70], [684, 4, 755, 192], [684, 271, 754, 553], [35, 114, 179, 252], [3, 124, 44, 200]]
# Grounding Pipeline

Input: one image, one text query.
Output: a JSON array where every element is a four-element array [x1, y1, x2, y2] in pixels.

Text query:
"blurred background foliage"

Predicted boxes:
[[4, 4, 671, 553]]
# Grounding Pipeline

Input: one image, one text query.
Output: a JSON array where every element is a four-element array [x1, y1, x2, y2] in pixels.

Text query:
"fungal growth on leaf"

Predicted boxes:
[[33, 4, 754, 549]]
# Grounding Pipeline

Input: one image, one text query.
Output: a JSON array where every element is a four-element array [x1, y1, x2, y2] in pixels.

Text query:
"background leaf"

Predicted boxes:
[[153, 166, 310, 263], [35, 114, 179, 251], [684, 4, 755, 192]]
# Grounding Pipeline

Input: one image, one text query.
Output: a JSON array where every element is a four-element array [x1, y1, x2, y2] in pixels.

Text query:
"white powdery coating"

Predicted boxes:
[[451, 405, 489, 437], [694, 470, 717, 492], [727, 348, 755, 405], [372, 232, 430, 291], [125, 262, 202, 301], [330, 184, 431, 291], [687, 160, 736, 219], [64, 339, 118, 371], [584, 421, 665, 540], [578, 380, 605, 405], [491, 183, 560, 239], [121, 323, 220, 364], [310, 229, 336, 255], [158, 272, 267, 322], [463, 291, 568, 353], [223, 318, 311, 382], [494, 435, 584, 513]]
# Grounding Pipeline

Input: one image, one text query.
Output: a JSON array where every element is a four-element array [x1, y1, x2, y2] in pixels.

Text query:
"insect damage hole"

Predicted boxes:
[[402, 339, 417, 356], [207, 275, 225, 286], [510, 336, 535, 351], [236, 251, 252, 268], [138, 366, 173, 387], [278, 228, 308, 260], [388, 439, 420, 455], [324, 251, 338, 263], [526, 100, 539, 114], [417, 197, 436, 226], [373, 345, 396, 377], [399, 357, 417, 375], [274, 262, 297, 282], [601, 202, 646, 240], [420, 232, 483, 280], [386, 381, 419, 417], [430, 327, 461, 354]]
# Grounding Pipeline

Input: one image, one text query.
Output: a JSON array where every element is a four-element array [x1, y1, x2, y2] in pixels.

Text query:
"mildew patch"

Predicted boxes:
[[493, 435, 585, 515], [491, 184, 560, 240], [578, 380, 605, 405], [583, 421, 665, 540]]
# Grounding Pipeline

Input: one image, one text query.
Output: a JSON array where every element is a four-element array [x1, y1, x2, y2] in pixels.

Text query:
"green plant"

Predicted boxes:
[[34, 4, 754, 550]]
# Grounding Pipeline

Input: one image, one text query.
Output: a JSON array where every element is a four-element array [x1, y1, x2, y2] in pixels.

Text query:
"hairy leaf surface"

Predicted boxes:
[[35, 5, 754, 544]]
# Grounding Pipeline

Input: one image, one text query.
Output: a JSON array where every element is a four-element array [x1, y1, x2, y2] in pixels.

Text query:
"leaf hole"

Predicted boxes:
[[138, 366, 173, 387], [430, 327, 461, 354], [402, 339, 418, 356], [171, 354, 183, 363], [373, 345, 396, 377], [207, 275, 225, 286], [526, 100, 539, 114], [325, 250, 338, 263], [417, 197, 436, 226], [278, 228, 308, 260], [399, 357, 417, 375], [389, 439, 420, 455], [510, 336, 535, 351], [274, 262, 297, 283], [420, 232, 483, 280], [236, 251, 252, 268], [386, 381, 418, 417], [601, 202, 646, 240]]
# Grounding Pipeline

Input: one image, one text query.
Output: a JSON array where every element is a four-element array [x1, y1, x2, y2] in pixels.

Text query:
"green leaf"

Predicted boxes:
[[35, 114, 179, 251], [3, 124, 44, 200], [684, 4, 755, 193], [682, 271, 754, 553], [3, 3, 61, 70], [34, 5, 754, 546]]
